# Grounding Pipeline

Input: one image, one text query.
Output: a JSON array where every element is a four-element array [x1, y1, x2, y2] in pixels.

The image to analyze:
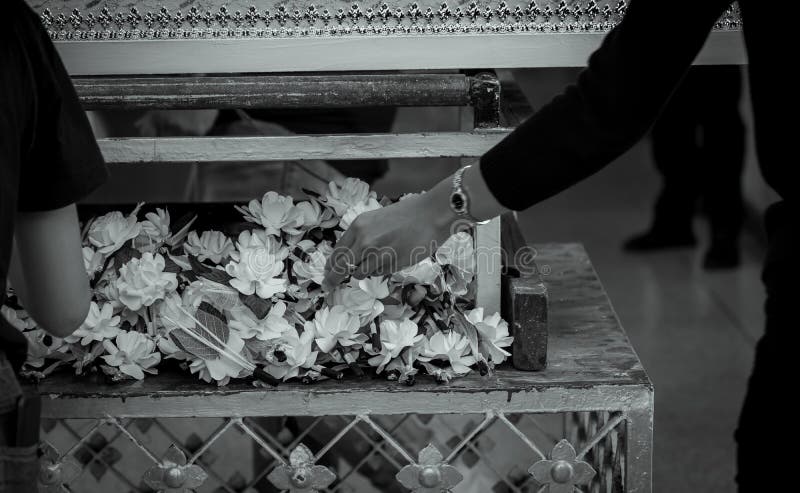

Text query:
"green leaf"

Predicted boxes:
[[163, 255, 182, 274], [170, 302, 230, 360], [201, 280, 242, 311], [239, 293, 272, 319], [113, 245, 142, 273], [189, 254, 233, 284]]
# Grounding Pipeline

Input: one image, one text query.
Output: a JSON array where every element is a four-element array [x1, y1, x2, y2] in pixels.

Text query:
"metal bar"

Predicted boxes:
[[96, 132, 511, 164], [313, 415, 363, 462], [187, 418, 236, 465], [496, 412, 548, 460], [443, 412, 495, 463], [359, 415, 416, 464], [576, 413, 625, 460], [74, 74, 471, 110], [236, 418, 287, 465], [624, 393, 654, 493]]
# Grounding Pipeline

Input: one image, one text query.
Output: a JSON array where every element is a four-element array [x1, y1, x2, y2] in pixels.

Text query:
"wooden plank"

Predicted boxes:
[[35, 243, 651, 418], [53, 31, 746, 76], [97, 131, 512, 163], [475, 217, 502, 316], [74, 74, 472, 110]]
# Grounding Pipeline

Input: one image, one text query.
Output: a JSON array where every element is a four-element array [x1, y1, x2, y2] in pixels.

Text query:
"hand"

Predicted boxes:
[[322, 191, 458, 290]]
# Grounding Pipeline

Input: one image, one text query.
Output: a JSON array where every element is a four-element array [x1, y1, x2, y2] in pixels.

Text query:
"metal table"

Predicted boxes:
[[36, 243, 652, 492]]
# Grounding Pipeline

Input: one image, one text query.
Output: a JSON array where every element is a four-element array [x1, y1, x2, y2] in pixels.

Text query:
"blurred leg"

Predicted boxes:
[[696, 66, 745, 269], [625, 71, 702, 251], [735, 202, 792, 491]]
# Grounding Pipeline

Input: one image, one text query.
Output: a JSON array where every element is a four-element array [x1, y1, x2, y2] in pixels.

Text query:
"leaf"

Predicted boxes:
[[163, 255, 182, 274], [166, 213, 198, 248], [113, 245, 142, 273], [201, 280, 242, 311], [301, 187, 322, 199], [239, 293, 272, 319], [189, 254, 233, 284], [170, 302, 230, 360], [451, 310, 480, 357]]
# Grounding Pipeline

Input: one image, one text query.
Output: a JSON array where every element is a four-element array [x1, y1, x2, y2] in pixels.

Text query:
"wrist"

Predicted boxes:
[[422, 177, 461, 234]]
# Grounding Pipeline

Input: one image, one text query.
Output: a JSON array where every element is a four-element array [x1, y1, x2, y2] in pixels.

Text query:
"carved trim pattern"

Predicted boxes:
[[37, 1, 742, 40]]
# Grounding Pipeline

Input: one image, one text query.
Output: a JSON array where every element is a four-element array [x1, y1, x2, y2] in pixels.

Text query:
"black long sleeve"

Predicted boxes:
[[480, 0, 733, 211]]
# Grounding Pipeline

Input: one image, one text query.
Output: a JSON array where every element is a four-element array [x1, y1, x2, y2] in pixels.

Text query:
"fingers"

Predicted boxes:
[[323, 224, 361, 290]]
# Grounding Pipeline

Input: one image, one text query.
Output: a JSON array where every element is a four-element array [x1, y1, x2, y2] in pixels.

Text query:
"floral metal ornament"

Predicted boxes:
[[38, 442, 82, 492], [267, 444, 336, 493], [396, 444, 463, 492], [142, 444, 208, 492], [528, 440, 595, 493]]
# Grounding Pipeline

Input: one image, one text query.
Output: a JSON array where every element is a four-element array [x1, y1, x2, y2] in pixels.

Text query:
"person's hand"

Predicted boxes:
[[322, 191, 458, 290]]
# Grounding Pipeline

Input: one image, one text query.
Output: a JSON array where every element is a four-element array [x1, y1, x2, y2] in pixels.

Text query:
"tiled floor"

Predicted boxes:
[[375, 136, 763, 492]]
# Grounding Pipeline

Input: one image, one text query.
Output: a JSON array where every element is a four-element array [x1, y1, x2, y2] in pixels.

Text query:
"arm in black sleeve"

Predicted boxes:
[[480, 0, 733, 211]]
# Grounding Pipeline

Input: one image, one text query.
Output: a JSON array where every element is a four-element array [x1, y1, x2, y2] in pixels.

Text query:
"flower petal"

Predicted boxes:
[[551, 439, 578, 461], [309, 465, 337, 488], [163, 444, 188, 466], [528, 459, 555, 483], [266, 465, 292, 489], [395, 464, 421, 489], [572, 460, 596, 485], [440, 464, 463, 488], [418, 443, 444, 465]]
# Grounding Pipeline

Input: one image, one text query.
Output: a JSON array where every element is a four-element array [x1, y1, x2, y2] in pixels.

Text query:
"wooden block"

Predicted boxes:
[[502, 274, 548, 371]]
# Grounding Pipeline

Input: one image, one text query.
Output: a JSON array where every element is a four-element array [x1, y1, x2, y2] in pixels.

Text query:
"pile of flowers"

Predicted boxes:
[[3, 179, 512, 386]]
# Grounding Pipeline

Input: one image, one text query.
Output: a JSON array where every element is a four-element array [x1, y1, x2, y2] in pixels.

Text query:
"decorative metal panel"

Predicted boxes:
[[28, 1, 742, 40]]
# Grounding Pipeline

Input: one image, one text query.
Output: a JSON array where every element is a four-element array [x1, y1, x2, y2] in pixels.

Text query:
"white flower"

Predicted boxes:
[[466, 308, 513, 364], [308, 306, 366, 354], [138, 208, 171, 245], [229, 300, 293, 340], [1, 306, 32, 331], [82, 246, 105, 277], [116, 252, 179, 311], [368, 319, 423, 373], [324, 178, 376, 216], [23, 329, 65, 368], [65, 302, 121, 345], [237, 191, 303, 236], [88, 209, 142, 255], [184, 230, 235, 264], [157, 291, 200, 332], [188, 331, 247, 386], [393, 258, 443, 286], [225, 233, 287, 299], [419, 331, 477, 375], [340, 198, 382, 230], [295, 200, 338, 230], [329, 277, 388, 325], [261, 327, 318, 381], [102, 332, 161, 380], [437, 232, 476, 296], [292, 242, 332, 286]]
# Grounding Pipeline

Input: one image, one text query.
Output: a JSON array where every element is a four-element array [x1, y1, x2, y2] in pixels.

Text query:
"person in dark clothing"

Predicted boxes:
[[1, 1, 107, 489], [323, 1, 793, 490], [625, 65, 745, 269]]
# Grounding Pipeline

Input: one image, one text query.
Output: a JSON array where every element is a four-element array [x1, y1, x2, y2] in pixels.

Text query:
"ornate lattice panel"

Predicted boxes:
[[39, 411, 628, 492]]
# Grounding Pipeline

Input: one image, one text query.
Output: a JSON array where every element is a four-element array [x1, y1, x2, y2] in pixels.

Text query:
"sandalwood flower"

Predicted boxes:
[[82, 246, 105, 278], [229, 300, 293, 340], [308, 306, 365, 354], [116, 252, 179, 311], [139, 208, 171, 245], [102, 332, 161, 380], [64, 301, 121, 345], [184, 230, 234, 264], [466, 307, 513, 364], [419, 331, 477, 375], [1, 306, 32, 331], [330, 277, 388, 325], [292, 244, 332, 286], [339, 198, 382, 230], [393, 258, 443, 287], [23, 329, 64, 368], [188, 331, 247, 386], [237, 191, 303, 236], [261, 326, 318, 380], [88, 209, 142, 255], [225, 234, 287, 299], [368, 319, 423, 373], [295, 200, 338, 230], [324, 178, 376, 216]]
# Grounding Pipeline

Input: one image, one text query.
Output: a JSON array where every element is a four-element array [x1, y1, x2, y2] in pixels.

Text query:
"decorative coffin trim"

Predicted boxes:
[[35, 1, 742, 41]]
